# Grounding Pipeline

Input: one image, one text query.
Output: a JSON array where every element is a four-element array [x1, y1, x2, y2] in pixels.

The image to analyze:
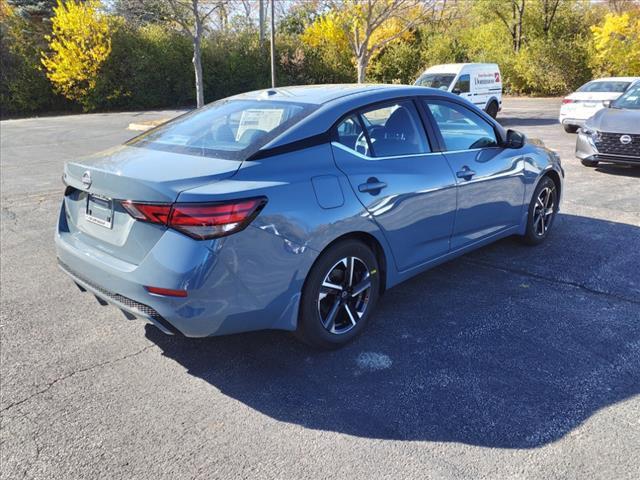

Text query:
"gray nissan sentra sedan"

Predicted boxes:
[[576, 80, 640, 167], [56, 84, 564, 348]]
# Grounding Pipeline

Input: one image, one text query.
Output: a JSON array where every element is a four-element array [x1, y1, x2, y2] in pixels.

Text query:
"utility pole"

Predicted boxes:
[[259, 0, 265, 49], [270, 0, 276, 88]]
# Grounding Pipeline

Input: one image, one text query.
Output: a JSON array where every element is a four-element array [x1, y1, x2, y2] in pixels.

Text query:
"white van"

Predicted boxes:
[[415, 63, 503, 118]]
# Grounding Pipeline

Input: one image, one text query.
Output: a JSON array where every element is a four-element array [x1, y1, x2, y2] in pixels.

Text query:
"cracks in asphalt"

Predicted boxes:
[[462, 258, 640, 306], [0, 344, 156, 414]]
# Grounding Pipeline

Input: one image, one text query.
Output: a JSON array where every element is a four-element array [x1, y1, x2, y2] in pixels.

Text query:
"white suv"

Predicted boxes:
[[559, 77, 639, 133]]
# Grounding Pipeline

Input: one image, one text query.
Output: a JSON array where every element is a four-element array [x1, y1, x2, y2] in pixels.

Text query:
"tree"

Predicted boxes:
[[166, 0, 220, 108], [7, 0, 58, 19], [590, 12, 640, 76], [41, 0, 111, 109], [478, 0, 527, 52], [303, 0, 432, 83]]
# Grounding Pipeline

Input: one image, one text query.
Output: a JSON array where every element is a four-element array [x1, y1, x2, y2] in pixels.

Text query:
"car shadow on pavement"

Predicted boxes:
[[498, 117, 559, 127], [594, 164, 640, 178], [145, 214, 640, 448]]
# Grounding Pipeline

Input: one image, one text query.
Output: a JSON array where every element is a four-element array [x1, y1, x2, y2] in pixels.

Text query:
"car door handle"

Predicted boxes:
[[456, 166, 476, 180], [358, 178, 387, 194]]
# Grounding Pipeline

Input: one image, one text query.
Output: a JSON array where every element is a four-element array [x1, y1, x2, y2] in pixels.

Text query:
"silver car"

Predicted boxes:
[[576, 81, 640, 167]]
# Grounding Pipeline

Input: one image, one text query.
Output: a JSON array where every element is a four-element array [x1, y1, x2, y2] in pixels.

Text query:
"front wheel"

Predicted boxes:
[[519, 176, 559, 246], [296, 240, 381, 349], [563, 124, 579, 133], [486, 101, 499, 119]]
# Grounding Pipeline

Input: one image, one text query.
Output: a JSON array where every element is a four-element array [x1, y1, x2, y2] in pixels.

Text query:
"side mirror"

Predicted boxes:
[[505, 129, 526, 149], [452, 88, 461, 95], [602, 100, 611, 108]]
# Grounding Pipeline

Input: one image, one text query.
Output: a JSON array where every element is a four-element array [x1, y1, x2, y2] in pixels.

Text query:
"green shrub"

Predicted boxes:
[[0, 6, 69, 116]]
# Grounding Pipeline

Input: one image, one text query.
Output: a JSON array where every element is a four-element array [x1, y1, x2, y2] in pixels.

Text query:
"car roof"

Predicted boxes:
[[241, 83, 501, 153], [231, 83, 412, 105], [422, 63, 498, 74], [589, 77, 640, 82]]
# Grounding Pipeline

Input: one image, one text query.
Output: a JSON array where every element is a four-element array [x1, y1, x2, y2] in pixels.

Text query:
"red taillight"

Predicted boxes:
[[122, 202, 172, 224], [562, 98, 574, 104], [145, 286, 188, 297], [121, 197, 266, 240]]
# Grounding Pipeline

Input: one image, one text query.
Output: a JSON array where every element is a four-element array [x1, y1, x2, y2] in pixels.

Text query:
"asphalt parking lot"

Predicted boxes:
[[1, 98, 639, 479]]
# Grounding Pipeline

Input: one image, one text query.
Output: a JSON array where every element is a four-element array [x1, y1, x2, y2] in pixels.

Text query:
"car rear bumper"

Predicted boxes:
[[559, 117, 586, 127], [56, 201, 315, 337]]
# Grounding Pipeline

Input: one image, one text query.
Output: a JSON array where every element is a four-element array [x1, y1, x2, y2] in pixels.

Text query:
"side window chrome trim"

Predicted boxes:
[[331, 141, 442, 161]]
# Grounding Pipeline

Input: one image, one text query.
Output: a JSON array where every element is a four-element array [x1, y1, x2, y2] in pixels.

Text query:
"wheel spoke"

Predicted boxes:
[[344, 303, 358, 326], [351, 274, 371, 297], [540, 214, 545, 234], [322, 298, 341, 332], [347, 257, 355, 287], [321, 280, 342, 292]]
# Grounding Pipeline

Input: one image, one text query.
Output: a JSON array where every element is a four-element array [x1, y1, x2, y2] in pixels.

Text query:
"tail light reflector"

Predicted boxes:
[[145, 286, 188, 297], [121, 197, 266, 240], [562, 98, 574, 104]]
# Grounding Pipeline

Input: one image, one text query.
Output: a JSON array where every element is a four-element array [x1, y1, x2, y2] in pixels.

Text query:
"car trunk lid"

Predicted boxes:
[[61, 145, 242, 264]]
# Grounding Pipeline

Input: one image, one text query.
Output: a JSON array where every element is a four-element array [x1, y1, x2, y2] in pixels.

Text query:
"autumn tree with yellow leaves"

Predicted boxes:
[[302, 0, 434, 83], [41, 0, 111, 109], [590, 12, 640, 77]]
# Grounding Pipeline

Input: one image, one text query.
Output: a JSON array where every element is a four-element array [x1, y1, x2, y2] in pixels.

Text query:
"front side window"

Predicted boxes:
[[425, 101, 498, 151], [129, 99, 316, 159], [453, 74, 470, 93], [360, 101, 430, 157]]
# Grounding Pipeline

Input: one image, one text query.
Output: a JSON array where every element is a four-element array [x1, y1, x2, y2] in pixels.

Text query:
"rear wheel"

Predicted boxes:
[[563, 124, 579, 133], [519, 176, 558, 246], [296, 240, 381, 349], [486, 101, 499, 119], [581, 159, 599, 167]]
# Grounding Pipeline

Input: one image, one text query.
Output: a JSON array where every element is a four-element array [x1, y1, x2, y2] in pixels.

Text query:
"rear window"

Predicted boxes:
[[577, 81, 631, 93], [129, 99, 317, 159]]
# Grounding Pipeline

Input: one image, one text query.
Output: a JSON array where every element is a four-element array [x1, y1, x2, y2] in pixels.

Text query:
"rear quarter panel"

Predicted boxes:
[[176, 143, 394, 330]]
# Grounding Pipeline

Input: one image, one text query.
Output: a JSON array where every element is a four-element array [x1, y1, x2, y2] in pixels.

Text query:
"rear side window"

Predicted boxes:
[[360, 101, 430, 157], [129, 99, 316, 159], [335, 115, 369, 155], [425, 101, 498, 151], [453, 74, 470, 93]]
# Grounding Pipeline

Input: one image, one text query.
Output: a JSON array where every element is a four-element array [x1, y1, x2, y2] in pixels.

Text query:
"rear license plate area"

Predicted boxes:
[[86, 194, 113, 229]]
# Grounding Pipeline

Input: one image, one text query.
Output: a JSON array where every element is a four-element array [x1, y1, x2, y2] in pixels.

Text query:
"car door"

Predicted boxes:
[[422, 98, 525, 250], [452, 73, 472, 103], [331, 100, 457, 272]]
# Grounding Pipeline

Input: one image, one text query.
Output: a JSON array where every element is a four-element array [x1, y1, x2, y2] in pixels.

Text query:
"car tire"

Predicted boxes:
[[486, 101, 499, 119], [296, 239, 381, 349], [519, 176, 559, 246], [581, 159, 599, 167], [563, 124, 579, 134]]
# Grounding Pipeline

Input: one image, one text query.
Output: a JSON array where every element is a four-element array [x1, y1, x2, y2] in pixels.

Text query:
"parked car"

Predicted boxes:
[[576, 80, 640, 168], [415, 63, 502, 118], [559, 77, 639, 133], [56, 85, 563, 349]]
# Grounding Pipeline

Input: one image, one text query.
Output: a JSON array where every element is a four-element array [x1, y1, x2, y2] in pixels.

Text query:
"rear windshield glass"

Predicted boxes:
[[415, 73, 456, 90], [612, 83, 640, 109], [128, 99, 317, 159], [577, 81, 631, 93]]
